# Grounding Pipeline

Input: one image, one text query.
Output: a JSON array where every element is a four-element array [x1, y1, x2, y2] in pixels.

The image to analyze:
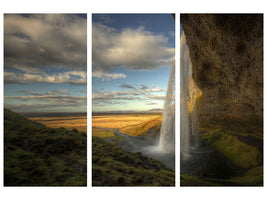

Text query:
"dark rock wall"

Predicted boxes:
[[181, 14, 263, 122]]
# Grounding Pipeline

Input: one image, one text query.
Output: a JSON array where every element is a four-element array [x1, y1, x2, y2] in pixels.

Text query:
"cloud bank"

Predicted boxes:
[[92, 71, 126, 81], [92, 84, 165, 108], [92, 22, 174, 73], [5, 71, 86, 84], [4, 14, 86, 73]]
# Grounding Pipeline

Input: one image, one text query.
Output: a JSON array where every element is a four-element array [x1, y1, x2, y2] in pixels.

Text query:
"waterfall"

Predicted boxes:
[[180, 32, 193, 158], [159, 58, 175, 154]]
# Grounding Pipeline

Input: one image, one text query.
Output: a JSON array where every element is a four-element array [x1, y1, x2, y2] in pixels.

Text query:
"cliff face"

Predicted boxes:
[[181, 14, 263, 122]]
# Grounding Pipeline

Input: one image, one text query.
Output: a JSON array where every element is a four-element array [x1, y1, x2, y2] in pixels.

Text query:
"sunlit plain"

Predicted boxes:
[[29, 116, 87, 133]]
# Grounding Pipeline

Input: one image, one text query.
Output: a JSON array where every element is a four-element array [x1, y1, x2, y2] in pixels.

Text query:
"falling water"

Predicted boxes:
[[180, 32, 194, 159], [159, 58, 175, 154]]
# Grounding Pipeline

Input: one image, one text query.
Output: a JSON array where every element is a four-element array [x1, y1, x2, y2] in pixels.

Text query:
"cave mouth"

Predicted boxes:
[[180, 30, 242, 181], [180, 14, 263, 186]]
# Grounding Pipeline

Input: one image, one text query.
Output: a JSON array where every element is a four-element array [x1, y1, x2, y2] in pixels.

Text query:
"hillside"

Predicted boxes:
[[119, 116, 162, 136], [92, 136, 175, 186], [4, 108, 87, 186]]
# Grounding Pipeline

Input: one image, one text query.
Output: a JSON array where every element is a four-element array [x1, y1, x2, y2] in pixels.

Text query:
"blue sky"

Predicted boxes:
[[4, 14, 87, 113], [92, 14, 175, 112]]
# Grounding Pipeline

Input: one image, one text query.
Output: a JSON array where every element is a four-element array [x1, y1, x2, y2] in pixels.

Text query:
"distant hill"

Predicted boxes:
[[92, 136, 175, 186], [20, 111, 86, 118], [4, 108, 87, 186], [92, 110, 162, 116]]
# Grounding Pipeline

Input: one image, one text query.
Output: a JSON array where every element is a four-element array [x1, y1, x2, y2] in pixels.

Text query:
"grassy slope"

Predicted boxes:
[[119, 116, 162, 136], [92, 128, 115, 137], [92, 128, 125, 145], [4, 108, 87, 186], [181, 118, 263, 186], [92, 115, 175, 186], [201, 128, 262, 169], [92, 136, 174, 186]]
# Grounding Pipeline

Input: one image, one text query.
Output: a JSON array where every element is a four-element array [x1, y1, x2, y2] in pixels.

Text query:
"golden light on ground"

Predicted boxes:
[[29, 116, 87, 133]]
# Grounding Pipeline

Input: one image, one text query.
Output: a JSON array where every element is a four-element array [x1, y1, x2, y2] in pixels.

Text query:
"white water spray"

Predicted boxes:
[[159, 58, 175, 154], [180, 32, 195, 158]]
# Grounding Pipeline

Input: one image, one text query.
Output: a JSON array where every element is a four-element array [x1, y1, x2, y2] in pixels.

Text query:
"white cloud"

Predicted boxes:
[[92, 84, 166, 108], [5, 102, 85, 113], [145, 101, 158, 105], [45, 90, 69, 95], [92, 22, 174, 72], [145, 94, 166, 101], [4, 71, 86, 84], [92, 91, 140, 101], [5, 94, 86, 112], [92, 71, 126, 81], [138, 85, 165, 93], [4, 14, 86, 72]]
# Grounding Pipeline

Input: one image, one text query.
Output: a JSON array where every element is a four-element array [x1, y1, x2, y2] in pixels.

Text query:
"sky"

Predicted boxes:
[[4, 14, 87, 113], [92, 14, 175, 112]]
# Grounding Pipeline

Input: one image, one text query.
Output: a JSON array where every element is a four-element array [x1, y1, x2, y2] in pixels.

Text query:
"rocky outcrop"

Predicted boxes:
[[181, 14, 263, 123]]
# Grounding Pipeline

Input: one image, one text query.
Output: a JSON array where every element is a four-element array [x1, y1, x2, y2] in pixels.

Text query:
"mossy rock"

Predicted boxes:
[[226, 166, 263, 186], [180, 174, 221, 186], [202, 129, 262, 169]]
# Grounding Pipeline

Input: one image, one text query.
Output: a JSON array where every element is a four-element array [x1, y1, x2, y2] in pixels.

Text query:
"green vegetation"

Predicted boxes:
[[182, 108, 263, 186], [119, 116, 162, 136], [201, 128, 262, 169], [92, 136, 174, 186], [92, 128, 114, 137], [185, 118, 263, 186], [92, 128, 125, 145], [4, 108, 87, 186], [199, 117, 263, 140], [181, 175, 221, 186], [181, 166, 263, 186], [226, 165, 263, 186]]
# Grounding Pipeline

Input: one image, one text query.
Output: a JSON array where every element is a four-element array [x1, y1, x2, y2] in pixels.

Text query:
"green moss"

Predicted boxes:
[[202, 129, 262, 169], [227, 166, 264, 186], [92, 128, 115, 138], [194, 95, 204, 113], [92, 136, 175, 186], [226, 173, 263, 186], [245, 166, 263, 176], [4, 108, 87, 186], [200, 117, 263, 140], [180, 174, 221, 186]]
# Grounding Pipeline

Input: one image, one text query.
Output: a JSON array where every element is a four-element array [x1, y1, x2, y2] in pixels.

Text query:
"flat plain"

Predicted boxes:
[[29, 116, 87, 133], [92, 114, 160, 129], [92, 114, 162, 136]]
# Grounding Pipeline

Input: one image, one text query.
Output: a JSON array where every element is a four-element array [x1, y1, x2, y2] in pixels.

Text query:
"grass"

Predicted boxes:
[[192, 117, 263, 186], [225, 165, 263, 186], [92, 114, 160, 130], [4, 108, 87, 186], [91, 114, 172, 186], [92, 136, 174, 186], [92, 114, 162, 136], [181, 174, 221, 186], [201, 128, 262, 169], [92, 128, 114, 137], [119, 116, 162, 136], [181, 166, 263, 186], [29, 116, 87, 133], [92, 128, 125, 145]]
